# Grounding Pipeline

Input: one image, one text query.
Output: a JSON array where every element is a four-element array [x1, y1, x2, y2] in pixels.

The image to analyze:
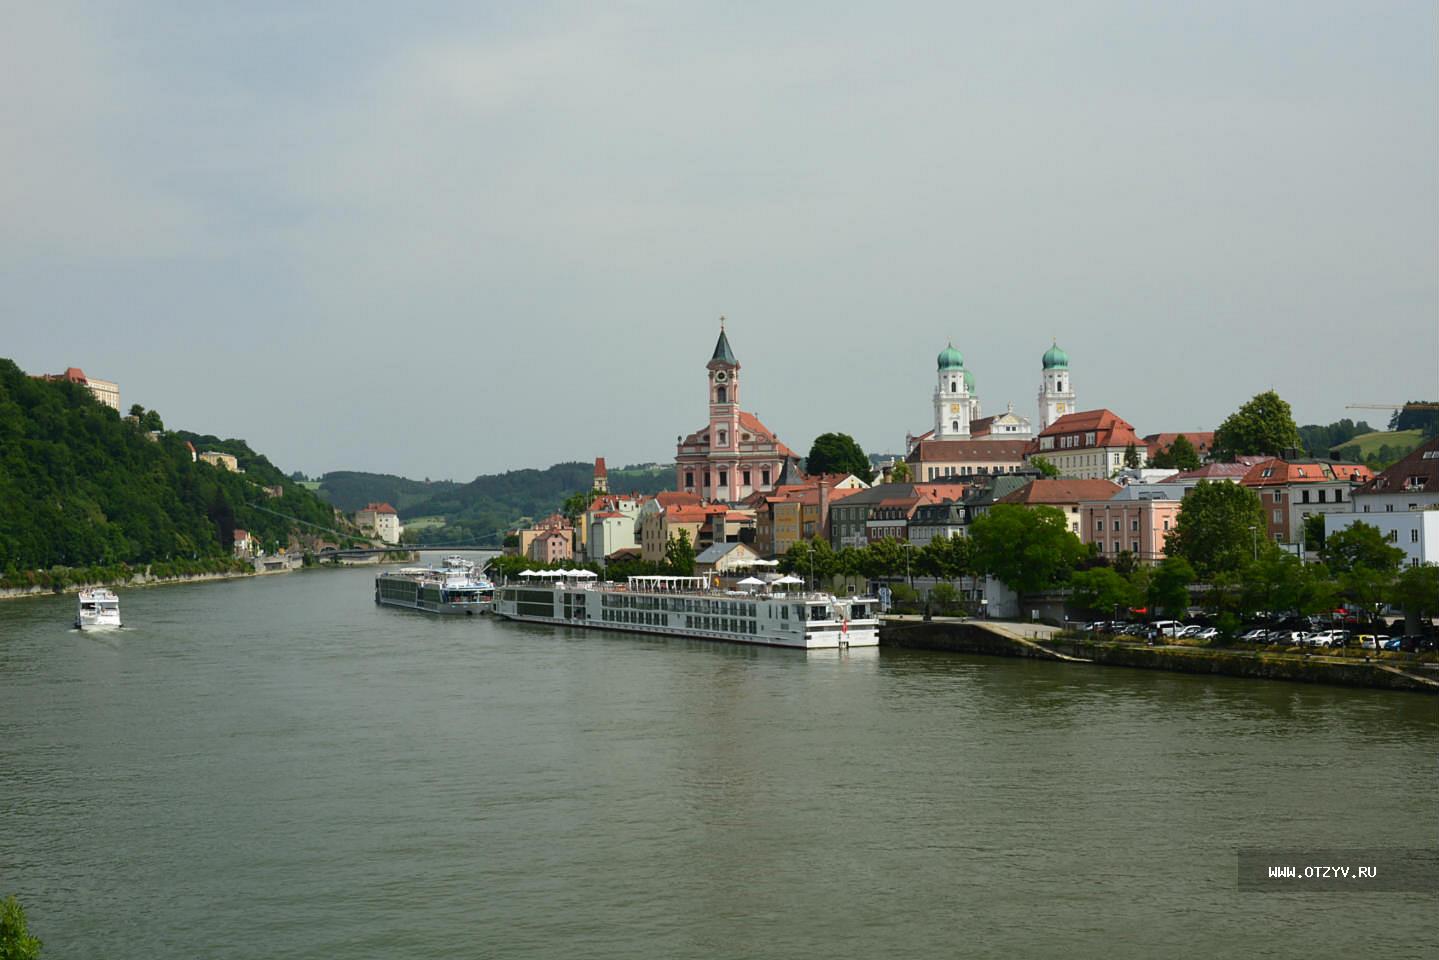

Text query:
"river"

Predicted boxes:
[[1, 555, 1433, 958]]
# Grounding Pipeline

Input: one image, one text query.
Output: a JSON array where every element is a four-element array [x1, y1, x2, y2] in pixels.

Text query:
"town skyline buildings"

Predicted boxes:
[[4, 2, 1434, 482]]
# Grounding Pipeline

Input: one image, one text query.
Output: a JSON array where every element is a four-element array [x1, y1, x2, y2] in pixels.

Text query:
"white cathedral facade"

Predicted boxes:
[[905, 341, 1077, 454]]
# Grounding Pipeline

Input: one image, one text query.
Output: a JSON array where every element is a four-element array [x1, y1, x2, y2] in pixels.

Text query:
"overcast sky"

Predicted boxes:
[[4, 1, 1435, 481]]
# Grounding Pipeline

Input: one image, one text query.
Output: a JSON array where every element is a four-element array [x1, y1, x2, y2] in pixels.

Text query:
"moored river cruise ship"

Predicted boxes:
[[492, 573, 880, 649], [375, 567, 494, 615]]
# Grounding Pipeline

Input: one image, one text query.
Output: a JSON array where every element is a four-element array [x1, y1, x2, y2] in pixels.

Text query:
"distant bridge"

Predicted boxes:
[[318, 543, 502, 560]]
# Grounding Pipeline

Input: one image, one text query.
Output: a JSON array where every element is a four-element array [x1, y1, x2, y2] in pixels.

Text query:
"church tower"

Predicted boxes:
[[707, 319, 741, 498], [933, 342, 971, 439], [1037, 341, 1075, 430]]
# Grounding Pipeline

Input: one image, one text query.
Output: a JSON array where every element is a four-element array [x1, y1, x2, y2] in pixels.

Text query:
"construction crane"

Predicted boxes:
[[1347, 402, 1439, 411]]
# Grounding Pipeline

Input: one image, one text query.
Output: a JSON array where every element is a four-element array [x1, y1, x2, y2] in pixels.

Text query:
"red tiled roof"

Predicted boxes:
[[908, 483, 968, 503], [1143, 432, 1215, 458], [363, 502, 398, 514], [654, 491, 702, 507], [905, 439, 1030, 463], [594, 457, 607, 477], [998, 479, 1121, 505], [1162, 463, 1252, 481], [666, 505, 709, 522], [1036, 409, 1141, 449], [1240, 459, 1373, 487]]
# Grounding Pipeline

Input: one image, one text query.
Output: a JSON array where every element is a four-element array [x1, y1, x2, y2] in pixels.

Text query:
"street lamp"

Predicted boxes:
[[1248, 524, 1258, 562]]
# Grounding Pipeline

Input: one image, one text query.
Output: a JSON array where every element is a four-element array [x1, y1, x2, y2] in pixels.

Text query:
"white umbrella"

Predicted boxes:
[[751, 559, 780, 567], [519, 569, 537, 576], [736, 576, 765, 586], [774, 575, 804, 585], [574, 570, 598, 578]]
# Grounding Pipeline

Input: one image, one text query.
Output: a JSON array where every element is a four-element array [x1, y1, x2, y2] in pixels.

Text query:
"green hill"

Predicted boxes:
[[315, 471, 460, 514], [1332, 429, 1425, 468], [400, 461, 673, 545], [0, 358, 348, 573]]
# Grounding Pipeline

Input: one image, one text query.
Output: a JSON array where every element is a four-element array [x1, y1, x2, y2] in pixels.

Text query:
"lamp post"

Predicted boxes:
[[1248, 524, 1258, 562]]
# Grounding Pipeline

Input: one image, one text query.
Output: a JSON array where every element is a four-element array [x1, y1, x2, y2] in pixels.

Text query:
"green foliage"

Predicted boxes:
[[969, 504, 1087, 595], [1297, 418, 1373, 456], [0, 360, 335, 569], [1029, 455, 1060, 478], [1302, 513, 1327, 551], [1149, 434, 1202, 471], [1069, 567, 1140, 616], [889, 460, 912, 482], [1323, 522, 1405, 575], [1123, 442, 1140, 469], [1241, 551, 1336, 617], [1167, 481, 1267, 577], [781, 537, 845, 582], [1212, 390, 1303, 460], [1390, 564, 1439, 619], [805, 433, 872, 481], [927, 581, 961, 613], [562, 488, 604, 521], [918, 533, 974, 580], [1148, 557, 1195, 617], [1389, 402, 1439, 438], [0, 895, 42, 960], [664, 529, 696, 575], [1332, 430, 1425, 470]]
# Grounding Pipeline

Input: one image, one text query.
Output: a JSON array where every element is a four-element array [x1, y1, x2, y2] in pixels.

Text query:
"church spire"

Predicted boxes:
[[710, 317, 737, 365]]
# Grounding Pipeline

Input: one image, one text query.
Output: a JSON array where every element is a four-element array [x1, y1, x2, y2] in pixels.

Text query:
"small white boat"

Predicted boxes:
[[75, 588, 122, 629]]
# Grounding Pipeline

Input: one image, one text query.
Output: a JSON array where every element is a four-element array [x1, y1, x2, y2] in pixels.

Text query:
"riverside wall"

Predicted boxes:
[[879, 619, 1439, 694]]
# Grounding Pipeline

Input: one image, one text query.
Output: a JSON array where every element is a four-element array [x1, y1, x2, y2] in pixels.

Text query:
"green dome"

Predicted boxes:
[[963, 369, 975, 391], [937, 343, 964, 371], [1042, 342, 1069, 370]]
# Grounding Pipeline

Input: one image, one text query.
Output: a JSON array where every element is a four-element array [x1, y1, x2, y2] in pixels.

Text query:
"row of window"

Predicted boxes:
[[684, 469, 771, 489], [1096, 541, 1142, 554]]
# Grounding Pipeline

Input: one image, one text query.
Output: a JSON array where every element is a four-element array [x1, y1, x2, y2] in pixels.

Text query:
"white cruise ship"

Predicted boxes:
[[75, 588, 122, 629], [375, 567, 494, 615], [492, 572, 880, 649]]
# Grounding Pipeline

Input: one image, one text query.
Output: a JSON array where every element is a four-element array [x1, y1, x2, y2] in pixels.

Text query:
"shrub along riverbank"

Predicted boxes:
[[0, 557, 253, 597]]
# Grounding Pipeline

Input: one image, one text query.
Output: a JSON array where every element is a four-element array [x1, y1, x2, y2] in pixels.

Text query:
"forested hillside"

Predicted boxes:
[[0, 359, 343, 572], [316, 472, 460, 513], [402, 461, 672, 544]]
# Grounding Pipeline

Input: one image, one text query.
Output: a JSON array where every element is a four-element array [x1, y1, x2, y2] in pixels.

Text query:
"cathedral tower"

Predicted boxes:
[[933, 342, 971, 439], [1037, 341, 1075, 430]]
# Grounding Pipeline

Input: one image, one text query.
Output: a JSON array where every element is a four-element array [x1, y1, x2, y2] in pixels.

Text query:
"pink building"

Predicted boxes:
[[527, 529, 573, 564], [1079, 495, 1183, 564]]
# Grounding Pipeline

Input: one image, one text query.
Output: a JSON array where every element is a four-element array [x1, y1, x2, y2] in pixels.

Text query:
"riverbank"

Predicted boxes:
[[879, 617, 1439, 694], [0, 568, 264, 601]]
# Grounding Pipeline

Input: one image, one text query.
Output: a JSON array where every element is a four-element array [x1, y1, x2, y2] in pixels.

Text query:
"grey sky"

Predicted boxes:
[[4, 1, 1435, 481]]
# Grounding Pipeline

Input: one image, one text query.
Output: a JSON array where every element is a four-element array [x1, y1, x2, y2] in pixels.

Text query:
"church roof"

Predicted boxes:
[[905, 439, 1030, 464], [937, 343, 964, 371], [680, 410, 797, 459], [710, 328, 737, 365], [1042, 342, 1069, 370]]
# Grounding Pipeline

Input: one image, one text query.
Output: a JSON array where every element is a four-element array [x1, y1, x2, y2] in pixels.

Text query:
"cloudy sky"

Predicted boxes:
[[4, 1, 1435, 481]]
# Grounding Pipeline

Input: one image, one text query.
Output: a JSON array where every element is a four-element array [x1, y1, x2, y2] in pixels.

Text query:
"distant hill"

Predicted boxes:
[[397, 461, 673, 545], [1331, 429, 1426, 468], [316, 472, 461, 514], [0, 359, 348, 570]]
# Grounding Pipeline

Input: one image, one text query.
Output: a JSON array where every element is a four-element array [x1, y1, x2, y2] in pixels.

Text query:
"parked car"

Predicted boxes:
[[1177, 625, 1205, 638], [1238, 628, 1269, 643], [1357, 635, 1389, 650], [1273, 630, 1311, 646], [1192, 626, 1219, 641], [1308, 630, 1345, 648], [1383, 637, 1404, 651]]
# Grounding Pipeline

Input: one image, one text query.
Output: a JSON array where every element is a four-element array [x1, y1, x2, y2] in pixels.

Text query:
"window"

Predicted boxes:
[[685, 471, 694, 488], [1386, 504, 1394, 512], [1113, 541, 1120, 554], [704, 471, 711, 488], [718, 430, 727, 446], [1387, 530, 1398, 542], [1130, 519, 1139, 531], [1273, 509, 1282, 523], [1097, 541, 1105, 552], [1131, 541, 1139, 554], [742, 470, 751, 487], [762, 469, 770, 486], [1411, 529, 1419, 543], [1318, 490, 1326, 503], [1095, 520, 1104, 533], [1301, 490, 1310, 504], [1163, 519, 1170, 531], [1112, 520, 1120, 531], [716, 387, 727, 403], [1336, 490, 1343, 502], [719, 470, 727, 487], [1272, 492, 1282, 503], [951, 421, 959, 432]]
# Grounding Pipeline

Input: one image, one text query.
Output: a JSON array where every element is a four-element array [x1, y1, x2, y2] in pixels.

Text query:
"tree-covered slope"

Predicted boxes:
[[403, 461, 673, 544], [316, 471, 460, 514], [0, 359, 342, 571]]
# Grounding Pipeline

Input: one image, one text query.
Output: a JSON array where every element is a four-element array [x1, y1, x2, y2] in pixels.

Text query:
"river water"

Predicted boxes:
[[1, 555, 1434, 958]]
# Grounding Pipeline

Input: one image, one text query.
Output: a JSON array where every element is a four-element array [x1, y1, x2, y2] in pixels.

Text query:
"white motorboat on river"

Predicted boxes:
[[492, 572, 879, 649], [75, 588, 122, 629]]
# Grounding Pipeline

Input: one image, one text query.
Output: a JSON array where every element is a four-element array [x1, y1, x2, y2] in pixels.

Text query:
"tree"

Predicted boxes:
[[920, 533, 974, 581], [781, 537, 840, 585], [1150, 434, 1202, 471], [1390, 402, 1439, 438], [1148, 556, 1195, 618], [0, 896, 42, 960], [1069, 567, 1139, 617], [1123, 442, 1140, 469], [1302, 513, 1327, 552], [561, 488, 603, 522], [805, 433, 872, 481], [1166, 481, 1268, 577], [1323, 522, 1405, 576], [969, 504, 1088, 595], [1029, 455, 1059, 478], [663, 528, 695, 575], [889, 460, 911, 482], [140, 408, 164, 432], [1212, 390, 1303, 461], [1390, 564, 1439, 634]]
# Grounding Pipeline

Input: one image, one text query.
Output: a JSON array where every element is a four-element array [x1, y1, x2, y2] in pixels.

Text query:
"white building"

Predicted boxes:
[[907, 343, 1032, 453], [1326, 511, 1439, 569], [355, 502, 402, 545]]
